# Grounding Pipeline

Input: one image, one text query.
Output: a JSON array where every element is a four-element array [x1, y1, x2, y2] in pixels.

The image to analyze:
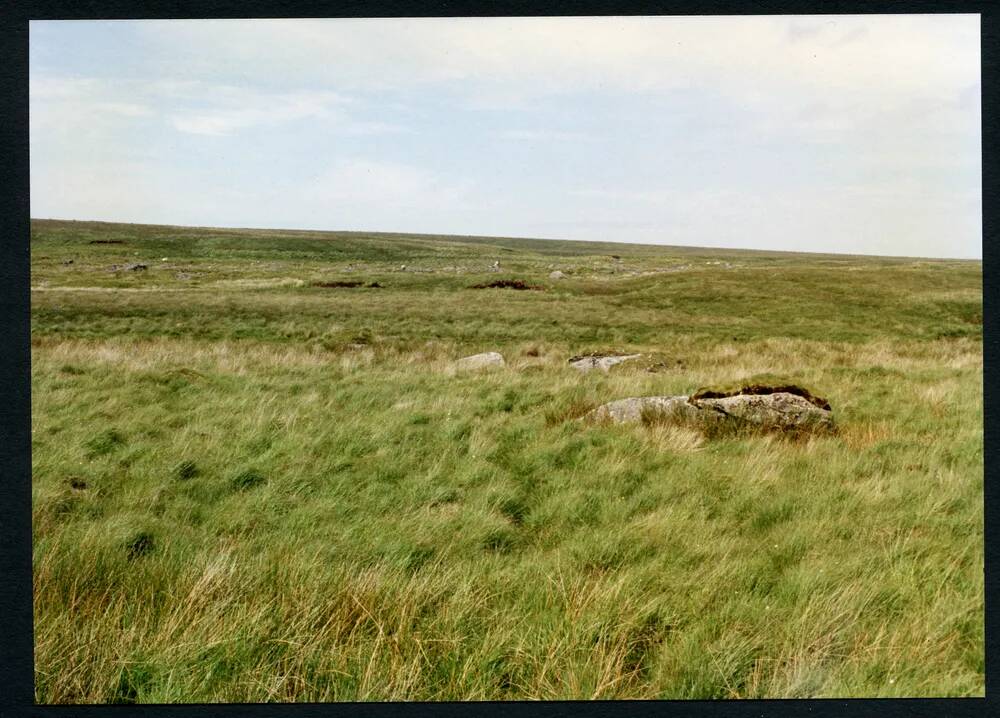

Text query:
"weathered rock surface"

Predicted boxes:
[[590, 395, 699, 423], [455, 352, 505, 370], [691, 392, 834, 430], [549, 270, 566, 280], [589, 388, 833, 430], [569, 353, 643, 372]]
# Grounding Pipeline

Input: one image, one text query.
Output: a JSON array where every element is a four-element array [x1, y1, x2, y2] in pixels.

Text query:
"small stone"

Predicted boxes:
[[569, 353, 642, 372], [549, 270, 566, 280]]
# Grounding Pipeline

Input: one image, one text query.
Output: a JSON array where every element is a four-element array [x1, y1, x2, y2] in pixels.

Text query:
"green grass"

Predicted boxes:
[[30, 218, 983, 701]]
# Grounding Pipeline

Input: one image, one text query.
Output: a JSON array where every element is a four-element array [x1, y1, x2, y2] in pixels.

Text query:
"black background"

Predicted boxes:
[[1, 2, 995, 717]]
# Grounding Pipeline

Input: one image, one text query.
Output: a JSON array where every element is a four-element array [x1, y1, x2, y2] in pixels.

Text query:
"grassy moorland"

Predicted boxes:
[[30, 218, 983, 701]]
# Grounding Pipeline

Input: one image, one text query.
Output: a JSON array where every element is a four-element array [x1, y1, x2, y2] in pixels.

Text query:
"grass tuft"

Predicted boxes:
[[171, 459, 198, 481], [230, 470, 267, 492]]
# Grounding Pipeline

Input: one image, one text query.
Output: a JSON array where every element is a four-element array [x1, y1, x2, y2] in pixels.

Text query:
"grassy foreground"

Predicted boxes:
[[31, 219, 983, 701]]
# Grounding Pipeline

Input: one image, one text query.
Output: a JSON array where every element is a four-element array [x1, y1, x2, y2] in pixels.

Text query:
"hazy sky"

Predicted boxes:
[[30, 16, 981, 258]]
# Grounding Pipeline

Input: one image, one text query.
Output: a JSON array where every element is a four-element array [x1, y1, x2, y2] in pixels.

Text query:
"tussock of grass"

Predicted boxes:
[[171, 460, 198, 481], [30, 219, 983, 701]]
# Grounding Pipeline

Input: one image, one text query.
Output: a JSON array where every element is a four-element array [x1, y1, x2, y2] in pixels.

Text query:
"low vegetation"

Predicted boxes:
[[31, 219, 983, 701]]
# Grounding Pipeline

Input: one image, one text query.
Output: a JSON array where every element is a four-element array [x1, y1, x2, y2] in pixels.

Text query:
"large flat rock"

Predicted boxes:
[[691, 392, 834, 430], [589, 390, 833, 430]]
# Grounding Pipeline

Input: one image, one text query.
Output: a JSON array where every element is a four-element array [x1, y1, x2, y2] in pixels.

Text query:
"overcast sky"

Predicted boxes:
[[30, 16, 981, 258]]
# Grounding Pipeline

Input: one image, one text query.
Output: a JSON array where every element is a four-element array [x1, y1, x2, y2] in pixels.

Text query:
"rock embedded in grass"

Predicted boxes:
[[691, 391, 834, 431], [589, 385, 833, 431], [569, 353, 643, 373], [454, 351, 505, 370], [689, 383, 831, 411], [590, 395, 697, 423], [549, 270, 566, 280]]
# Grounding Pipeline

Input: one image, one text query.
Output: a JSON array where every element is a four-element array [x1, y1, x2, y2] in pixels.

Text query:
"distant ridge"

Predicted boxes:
[[29, 218, 980, 262]]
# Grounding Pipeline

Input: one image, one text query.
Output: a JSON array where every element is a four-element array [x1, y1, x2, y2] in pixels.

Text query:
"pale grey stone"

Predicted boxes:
[[589, 395, 697, 423], [691, 392, 833, 430], [455, 351, 505, 370], [569, 354, 642, 372]]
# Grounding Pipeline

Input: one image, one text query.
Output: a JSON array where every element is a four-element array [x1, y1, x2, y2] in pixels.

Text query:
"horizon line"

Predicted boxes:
[[29, 216, 984, 262]]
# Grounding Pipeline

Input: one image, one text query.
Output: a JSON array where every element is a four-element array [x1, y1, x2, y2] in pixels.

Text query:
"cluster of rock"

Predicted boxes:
[[454, 351, 640, 373], [450, 346, 833, 432], [109, 262, 147, 272]]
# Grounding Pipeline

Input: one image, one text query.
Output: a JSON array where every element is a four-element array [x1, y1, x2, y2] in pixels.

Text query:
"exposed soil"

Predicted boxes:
[[312, 280, 383, 288], [125, 533, 155, 560], [690, 383, 831, 411], [470, 279, 544, 290]]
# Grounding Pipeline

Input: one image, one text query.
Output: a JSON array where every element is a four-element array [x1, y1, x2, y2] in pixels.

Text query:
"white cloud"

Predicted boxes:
[[303, 159, 474, 212], [562, 179, 981, 258], [30, 76, 154, 137], [497, 129, 593, 142], [30, 74, 407, 139], [131, 16, 979, 104], [169, 88, 350, 135], [31, 158, 170, 222], [570, 187, 676, 204]]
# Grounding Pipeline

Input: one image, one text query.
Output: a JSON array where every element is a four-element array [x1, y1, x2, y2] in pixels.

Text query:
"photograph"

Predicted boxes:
[[28, 14, 983, 702]]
